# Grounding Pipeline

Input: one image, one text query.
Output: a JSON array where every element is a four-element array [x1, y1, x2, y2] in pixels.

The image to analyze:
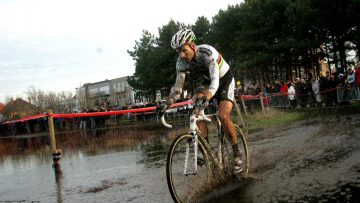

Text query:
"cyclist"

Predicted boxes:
[[164, 28, 243, 173]]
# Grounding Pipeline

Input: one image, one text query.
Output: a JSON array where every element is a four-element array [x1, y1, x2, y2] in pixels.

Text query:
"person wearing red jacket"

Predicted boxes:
[[280, 81, 289, 106], [355, 61, 360, 100]]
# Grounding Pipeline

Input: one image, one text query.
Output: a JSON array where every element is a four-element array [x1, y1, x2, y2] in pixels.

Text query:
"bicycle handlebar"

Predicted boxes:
[[160, 108, 211, 129], [161, 113, 173, 128]]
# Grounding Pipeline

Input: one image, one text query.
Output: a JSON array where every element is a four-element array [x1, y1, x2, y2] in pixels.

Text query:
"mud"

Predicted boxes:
[[205, 114, 360, 202]]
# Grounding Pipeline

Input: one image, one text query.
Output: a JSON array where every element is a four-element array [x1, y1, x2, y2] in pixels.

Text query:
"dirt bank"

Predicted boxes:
[[207, 113, 360, 202]]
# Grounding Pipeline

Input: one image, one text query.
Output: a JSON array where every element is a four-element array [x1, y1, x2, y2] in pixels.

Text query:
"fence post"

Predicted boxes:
[[233, 99, 246, 129], [47, 109, 61, 166], [240, 97, 248, 116]]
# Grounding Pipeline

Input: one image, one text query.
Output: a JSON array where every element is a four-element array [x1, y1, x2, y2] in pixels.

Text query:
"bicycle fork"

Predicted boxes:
[[183, 131, 198, 175], [183, 114, 224, 175], [216, 119, 224, 170], [183, 114, 199, 175]]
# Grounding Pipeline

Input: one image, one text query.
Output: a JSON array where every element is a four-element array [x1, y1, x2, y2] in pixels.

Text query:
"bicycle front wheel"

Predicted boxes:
[[166, 134, 211, 203]]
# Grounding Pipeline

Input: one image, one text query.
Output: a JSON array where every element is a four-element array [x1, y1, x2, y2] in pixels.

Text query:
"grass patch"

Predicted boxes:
[[236, 109, 305, 133]]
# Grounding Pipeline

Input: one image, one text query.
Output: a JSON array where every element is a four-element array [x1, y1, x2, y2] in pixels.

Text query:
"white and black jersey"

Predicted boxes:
[[170, 44, 235, 102]]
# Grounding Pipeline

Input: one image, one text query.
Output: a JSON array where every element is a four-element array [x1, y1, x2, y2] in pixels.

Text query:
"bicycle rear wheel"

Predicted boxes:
[[221, 124, 249, 175], [166, 133, 211, 203]]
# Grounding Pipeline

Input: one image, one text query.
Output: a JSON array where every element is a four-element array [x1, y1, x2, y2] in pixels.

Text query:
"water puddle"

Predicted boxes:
[[0, 126, 174, 202]]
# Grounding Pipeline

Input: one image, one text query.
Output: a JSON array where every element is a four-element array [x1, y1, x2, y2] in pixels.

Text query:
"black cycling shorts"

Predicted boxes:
[[195, 70, 235, 103]]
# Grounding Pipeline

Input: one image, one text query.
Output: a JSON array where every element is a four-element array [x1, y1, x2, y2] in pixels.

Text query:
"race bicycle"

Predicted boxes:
[[160, 101, 249, 203]]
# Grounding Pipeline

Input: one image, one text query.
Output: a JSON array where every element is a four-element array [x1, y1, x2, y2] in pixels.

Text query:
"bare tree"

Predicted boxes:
[[4, 95, 14, 104], [25, 86, 46, 111], [25, 86, 74, 113], [58, 91, 75, 112]]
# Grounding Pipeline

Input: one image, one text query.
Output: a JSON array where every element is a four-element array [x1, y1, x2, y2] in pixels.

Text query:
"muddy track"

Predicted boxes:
[[207, 113, 360, 203]]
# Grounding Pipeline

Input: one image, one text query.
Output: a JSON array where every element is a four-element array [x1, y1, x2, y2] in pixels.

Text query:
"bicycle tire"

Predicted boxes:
[[220, 124, 249, 175], [166, 133, 211, 203], [235, 124, 249, 175]]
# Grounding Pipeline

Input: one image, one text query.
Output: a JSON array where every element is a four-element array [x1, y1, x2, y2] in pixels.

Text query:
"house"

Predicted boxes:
[[1, 98, 41, 120]]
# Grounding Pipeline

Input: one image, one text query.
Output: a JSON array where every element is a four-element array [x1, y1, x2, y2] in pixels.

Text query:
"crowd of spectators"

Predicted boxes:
[[236, 62, 360, 112]]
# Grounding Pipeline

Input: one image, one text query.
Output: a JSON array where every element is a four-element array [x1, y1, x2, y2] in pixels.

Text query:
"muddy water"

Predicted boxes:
[[0, 125, 178, 203], [1, 114, 360, 203], [205, 114, 360, 203]]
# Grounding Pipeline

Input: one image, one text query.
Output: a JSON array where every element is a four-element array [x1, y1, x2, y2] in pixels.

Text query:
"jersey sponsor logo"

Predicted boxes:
[[199, 47, 212, 56]]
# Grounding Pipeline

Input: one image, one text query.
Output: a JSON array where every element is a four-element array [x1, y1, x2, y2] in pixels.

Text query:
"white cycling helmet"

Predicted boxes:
[[171, 28, 196, 49]]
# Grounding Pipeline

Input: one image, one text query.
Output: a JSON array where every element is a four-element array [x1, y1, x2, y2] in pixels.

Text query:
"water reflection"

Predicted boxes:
[[0, 125, 178, 202], [137, 139, 169, 168], [54, 165, 63, 203]]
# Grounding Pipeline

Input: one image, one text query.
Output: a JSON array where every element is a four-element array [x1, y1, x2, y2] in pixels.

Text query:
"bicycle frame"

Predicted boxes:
[[162, 108, 225, 175]]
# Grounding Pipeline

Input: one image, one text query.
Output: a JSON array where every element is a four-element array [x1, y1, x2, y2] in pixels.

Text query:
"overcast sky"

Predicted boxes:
[[0, 0, 242, 103]]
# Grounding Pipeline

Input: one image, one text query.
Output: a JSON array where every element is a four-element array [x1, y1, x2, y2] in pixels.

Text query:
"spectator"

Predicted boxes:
[[338, 73, 345, 86], [346, 67, 356, 101], [325, 71, 330, 80], [280, 80, 289, 106], [328, 74, 339, 106], [299, 79, 310, 108], [347, 68, 355, 86], [287, 82, 296, 109], [311, 78, 321, 107], [273, 80, 281, 93], [338, 72, 349, 104], [79, 109, 87, 130], [355, 61, 360, 100], [280, 80, 289, 93], [294, 77, 301, 106], [320, 71, 332, 106], [245, 81, 260, 113], [264, 82, 271, 96], [270, 80, 282, 107]]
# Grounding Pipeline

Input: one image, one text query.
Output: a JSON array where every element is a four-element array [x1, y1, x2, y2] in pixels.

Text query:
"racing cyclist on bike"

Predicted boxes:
[[164, 28, 243, 174]]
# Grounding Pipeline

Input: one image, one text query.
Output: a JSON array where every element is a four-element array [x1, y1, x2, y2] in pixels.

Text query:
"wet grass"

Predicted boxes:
[[238, 103, 360, 134], [239, 109, 305, 134]]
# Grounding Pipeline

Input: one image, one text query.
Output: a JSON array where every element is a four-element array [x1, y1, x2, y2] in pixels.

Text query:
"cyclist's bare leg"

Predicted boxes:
[[218, 100, 243, 173], [218, 100, 237, 144]]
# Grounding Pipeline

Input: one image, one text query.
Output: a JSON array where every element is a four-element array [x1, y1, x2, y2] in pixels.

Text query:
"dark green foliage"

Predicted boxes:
[[129, 0, 359, 97]]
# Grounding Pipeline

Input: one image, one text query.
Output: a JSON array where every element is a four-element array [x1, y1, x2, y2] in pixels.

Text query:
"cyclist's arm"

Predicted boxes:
[[168, 70, 186, 104], [206, 58, 220, 100]]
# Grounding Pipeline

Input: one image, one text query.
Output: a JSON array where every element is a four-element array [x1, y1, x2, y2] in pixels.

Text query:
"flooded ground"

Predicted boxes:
[[0, 124, 179, 203], [0, 113, 360, 203]]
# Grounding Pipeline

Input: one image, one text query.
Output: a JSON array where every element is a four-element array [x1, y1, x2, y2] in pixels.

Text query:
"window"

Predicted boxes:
[[99, 86, 110, 95]]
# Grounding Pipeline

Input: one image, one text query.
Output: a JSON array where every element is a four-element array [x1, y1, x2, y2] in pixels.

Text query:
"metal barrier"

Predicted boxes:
[[238, 85, 360, 112], [268, 93, 290, 108], [337, 85, 360, 103]]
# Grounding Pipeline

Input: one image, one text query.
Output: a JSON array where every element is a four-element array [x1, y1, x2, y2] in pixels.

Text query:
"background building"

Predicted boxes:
[[75, 76, 149, 110], [109, 76, 134, 108]]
